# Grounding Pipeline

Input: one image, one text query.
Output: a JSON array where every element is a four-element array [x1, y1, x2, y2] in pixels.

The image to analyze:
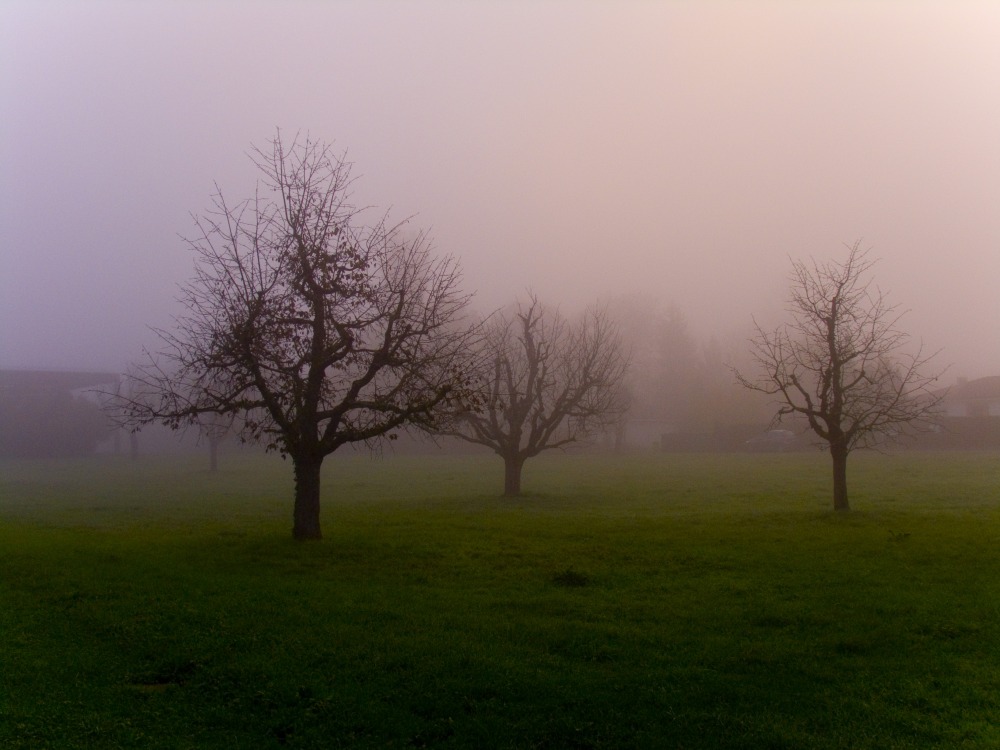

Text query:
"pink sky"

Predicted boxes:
[[2, 1, 998, 377]]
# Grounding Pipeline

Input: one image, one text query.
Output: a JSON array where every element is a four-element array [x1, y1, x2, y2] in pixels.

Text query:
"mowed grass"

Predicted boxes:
[[1, 450, 999, 749]]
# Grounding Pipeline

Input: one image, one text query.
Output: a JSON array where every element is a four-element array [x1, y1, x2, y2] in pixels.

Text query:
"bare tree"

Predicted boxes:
[[449, 295, 628, 496], [107, 133, 477, 540], [737, 242, 944, 511], [198, 412, 235, 472], [609, 296, 699, 430]]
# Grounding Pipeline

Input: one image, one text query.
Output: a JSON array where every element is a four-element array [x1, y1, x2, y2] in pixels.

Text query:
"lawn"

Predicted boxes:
[[1, 449, 999, 748]]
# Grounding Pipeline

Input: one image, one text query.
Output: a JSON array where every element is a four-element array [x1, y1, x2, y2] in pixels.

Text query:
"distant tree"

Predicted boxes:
[[448, 295, 628, 495], [737, 242, 944, 510], [198, 412, 235, 472], [608, 297, 767, 447], [107, 133, 477, 540], [688, 334, 773, 434], [612, 298, 702, 431], [102, 377, 141, 460]]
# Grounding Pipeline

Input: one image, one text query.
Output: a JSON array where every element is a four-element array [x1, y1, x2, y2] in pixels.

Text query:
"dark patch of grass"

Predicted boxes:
[[552, 569, 591, 587], [1, 450, 999, 748]]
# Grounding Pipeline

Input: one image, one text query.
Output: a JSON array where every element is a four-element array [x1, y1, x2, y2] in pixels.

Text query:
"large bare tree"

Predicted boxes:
[[449, 295, 628, 496], [109, 134, 476, 539], [737, 242, 944, 511]]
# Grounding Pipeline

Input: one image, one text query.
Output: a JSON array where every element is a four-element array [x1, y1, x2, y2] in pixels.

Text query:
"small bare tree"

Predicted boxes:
[[107, 133, 477, 540], [737, 242, 944, 511], [198, 412, 236, 472], [449, 295, 628, 496]]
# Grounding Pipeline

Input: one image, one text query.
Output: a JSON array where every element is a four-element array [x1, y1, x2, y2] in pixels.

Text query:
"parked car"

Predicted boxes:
[[744, 429, 800, 452]]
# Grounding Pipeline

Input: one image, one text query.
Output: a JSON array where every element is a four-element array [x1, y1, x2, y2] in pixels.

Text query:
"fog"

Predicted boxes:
[[2, 0, 998, 378]]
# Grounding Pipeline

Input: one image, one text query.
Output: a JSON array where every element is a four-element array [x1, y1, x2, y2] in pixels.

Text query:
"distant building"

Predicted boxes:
[[909, 375, 1000, 450], [0, 369, 118, 457], [941, 376, 1000, 418]]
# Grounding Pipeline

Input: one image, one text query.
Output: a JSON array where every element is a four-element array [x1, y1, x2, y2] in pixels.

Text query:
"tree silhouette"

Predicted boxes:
[[449, 295, 628, 495], [737, 242, 944, 510], [109, 133, 476, 539]]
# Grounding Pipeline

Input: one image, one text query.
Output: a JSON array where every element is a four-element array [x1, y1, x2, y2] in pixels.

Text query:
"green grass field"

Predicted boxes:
[[2, 450, 999, 749]]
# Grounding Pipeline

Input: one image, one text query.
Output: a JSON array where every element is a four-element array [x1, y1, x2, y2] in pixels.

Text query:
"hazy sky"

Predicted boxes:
[[2, 0, 998, 378]]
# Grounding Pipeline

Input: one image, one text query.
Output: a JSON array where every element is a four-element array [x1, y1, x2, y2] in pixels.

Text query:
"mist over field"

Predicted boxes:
[[3, 6, 1000, 744], [2, 0, 998, 379]]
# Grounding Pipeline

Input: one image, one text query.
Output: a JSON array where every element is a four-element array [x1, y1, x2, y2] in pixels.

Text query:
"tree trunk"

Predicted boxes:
[[830, 443, 850, 511], [614, 418, 626, 453], [292, 454, 323, 540], [503, 454, 524, 497], [208, 436, 219, 472]]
